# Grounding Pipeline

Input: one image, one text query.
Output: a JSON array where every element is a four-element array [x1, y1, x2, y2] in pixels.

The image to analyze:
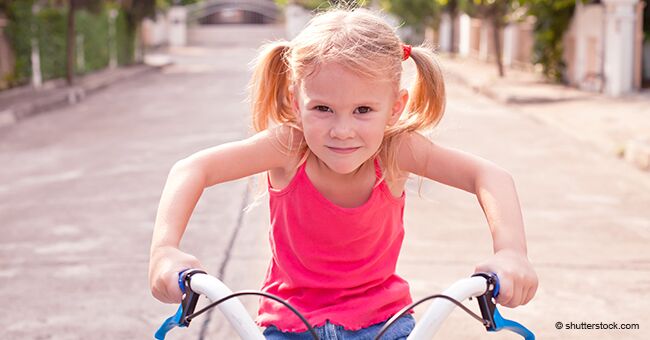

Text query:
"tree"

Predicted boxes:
[[381, 0, 442, 38], [117, 0, 156, 64], [518, 0, 576, 82], [64, 0, 156, 85], [445, 0, 459, 53], [65, 0, 102, 85], [462, 0, 520, 77]]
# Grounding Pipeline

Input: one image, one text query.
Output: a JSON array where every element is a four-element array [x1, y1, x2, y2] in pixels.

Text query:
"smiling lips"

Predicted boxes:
[[327, 146, 361, 154]]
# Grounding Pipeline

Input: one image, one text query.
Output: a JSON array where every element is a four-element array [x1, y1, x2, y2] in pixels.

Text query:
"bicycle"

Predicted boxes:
[[155, 269, 535, 339]]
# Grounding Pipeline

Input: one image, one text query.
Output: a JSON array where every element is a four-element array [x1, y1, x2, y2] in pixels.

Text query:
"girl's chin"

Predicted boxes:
[[319, 157, 367, 175], [327, 165, 359, 175]]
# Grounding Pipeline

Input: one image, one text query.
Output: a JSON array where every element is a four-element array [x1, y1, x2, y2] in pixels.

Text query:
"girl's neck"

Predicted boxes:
[[304, 153, 378, 208], [310, 154, 373, 183]]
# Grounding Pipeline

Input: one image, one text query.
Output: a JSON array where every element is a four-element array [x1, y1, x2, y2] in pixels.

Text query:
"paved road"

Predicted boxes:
[[1, 24, 648, 339]]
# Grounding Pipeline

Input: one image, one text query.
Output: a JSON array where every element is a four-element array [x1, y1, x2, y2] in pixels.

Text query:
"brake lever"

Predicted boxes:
[[154, 269, 207, 339], [178, 268, 207, 326], [472, 272, 535, 340]]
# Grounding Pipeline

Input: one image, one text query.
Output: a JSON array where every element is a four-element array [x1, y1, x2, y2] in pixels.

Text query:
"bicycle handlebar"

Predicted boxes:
[[155, 270, 535, 340]]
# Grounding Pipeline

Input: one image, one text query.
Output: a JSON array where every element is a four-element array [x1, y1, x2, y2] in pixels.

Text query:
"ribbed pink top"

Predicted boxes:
[[255, 158, 412, 332]]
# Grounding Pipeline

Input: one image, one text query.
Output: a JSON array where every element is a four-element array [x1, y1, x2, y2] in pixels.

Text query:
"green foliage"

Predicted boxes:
[[521, 0, 576, 82], [4, 1, 34, 86], [120, 0, 157, 24], [76, 0, 105, 14], [3, 2, 136, 87], [462, 0, 521, 22], [76, 9, 110, 74], [159, 0, 202, 6], [115, 8, 135, 65], [36, 7, 67, 80], [458, 0, 575, 82], [381, 0, 442, 30]]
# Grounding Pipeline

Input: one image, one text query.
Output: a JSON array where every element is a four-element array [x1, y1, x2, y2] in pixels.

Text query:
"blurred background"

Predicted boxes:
[[0, 0, 649, 339], [2, 0, 650, 90]]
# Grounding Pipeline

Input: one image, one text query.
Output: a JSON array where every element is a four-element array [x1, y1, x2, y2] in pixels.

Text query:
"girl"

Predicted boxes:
[[148, 7, 538, 340]]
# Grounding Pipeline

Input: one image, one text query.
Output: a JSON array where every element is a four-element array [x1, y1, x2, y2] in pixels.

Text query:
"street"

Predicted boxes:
[[1, 24, 648, 339]]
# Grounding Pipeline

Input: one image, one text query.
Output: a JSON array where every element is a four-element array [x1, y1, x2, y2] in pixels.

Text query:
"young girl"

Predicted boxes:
[[149, 7, 538, 340]]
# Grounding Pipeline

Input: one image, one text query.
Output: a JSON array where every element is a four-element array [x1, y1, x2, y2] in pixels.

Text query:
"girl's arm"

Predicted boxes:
[[149, 125, 298, 303], [398, 132, 538, 307]]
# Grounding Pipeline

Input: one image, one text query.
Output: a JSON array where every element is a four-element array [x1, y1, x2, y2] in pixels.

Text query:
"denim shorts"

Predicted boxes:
[[263, 314, 415, 340]]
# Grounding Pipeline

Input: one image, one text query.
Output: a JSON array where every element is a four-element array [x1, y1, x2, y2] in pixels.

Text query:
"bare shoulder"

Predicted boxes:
[[258, 124, 305, 190], [264, 124, 305, 170], [395, 131, 432, 176]]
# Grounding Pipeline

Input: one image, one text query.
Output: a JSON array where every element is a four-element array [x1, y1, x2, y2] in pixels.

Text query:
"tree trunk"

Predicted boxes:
[[492, 16, 504, 77], [135, 21, 145, 63], [448, 0, 458, 54], [66, 0, 77, 85]]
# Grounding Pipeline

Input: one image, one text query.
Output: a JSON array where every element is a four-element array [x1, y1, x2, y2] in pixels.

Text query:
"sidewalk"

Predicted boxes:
[[0, 56, 170, 128], [439, 55, 650, 172]]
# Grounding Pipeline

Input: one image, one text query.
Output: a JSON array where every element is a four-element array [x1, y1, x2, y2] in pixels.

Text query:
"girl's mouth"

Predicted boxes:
[[327, 146, 360, 154]]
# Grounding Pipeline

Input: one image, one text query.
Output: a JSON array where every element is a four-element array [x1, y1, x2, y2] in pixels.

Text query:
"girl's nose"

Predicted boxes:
[[329, 118, 356, 139]]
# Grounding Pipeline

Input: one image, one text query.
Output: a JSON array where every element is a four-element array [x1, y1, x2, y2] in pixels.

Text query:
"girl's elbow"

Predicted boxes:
[[493, 165, 514, 182], [170, 158, 208, 188], [172, 155, 198, 171], [475, 163, 515, 190]]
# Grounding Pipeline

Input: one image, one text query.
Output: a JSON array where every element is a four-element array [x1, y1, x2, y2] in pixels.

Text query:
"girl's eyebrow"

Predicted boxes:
[[306, 98, 381, 106]]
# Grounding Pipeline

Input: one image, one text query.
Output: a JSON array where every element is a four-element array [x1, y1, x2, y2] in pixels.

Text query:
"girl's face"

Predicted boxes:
[[291, 62, 408, 175]]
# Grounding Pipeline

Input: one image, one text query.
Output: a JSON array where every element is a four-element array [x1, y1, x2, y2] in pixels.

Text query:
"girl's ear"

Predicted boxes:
[[289, 83, 302, 124], [388, 89, 408, 126]]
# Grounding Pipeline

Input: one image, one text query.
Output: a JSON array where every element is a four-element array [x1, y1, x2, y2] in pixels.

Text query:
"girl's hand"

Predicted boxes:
[[149, 246, 205, 304], [474, 249, 538, 308]]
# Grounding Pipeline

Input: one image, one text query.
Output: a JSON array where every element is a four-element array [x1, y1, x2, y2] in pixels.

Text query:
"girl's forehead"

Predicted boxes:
[[298, 63, 395, 101]]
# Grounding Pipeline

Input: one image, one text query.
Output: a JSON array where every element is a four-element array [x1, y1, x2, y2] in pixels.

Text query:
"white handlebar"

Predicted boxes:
[[407, 276, 488, 339], [189, 274, 265, 340], [187, 273, 489, 340]]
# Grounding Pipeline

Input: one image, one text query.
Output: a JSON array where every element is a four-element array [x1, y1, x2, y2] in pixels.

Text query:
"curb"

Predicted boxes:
[[625, 138, 650, 171], [0, 63, 167, 128], [443, 67, 594, 105]]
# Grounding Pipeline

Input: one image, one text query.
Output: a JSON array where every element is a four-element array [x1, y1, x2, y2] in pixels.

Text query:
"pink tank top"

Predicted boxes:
[[256, 157, 412, 332]]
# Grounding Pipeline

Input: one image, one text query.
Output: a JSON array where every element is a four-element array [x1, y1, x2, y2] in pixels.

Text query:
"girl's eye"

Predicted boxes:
[[314, 105, 332, 112], [355, 106, 372, 114]]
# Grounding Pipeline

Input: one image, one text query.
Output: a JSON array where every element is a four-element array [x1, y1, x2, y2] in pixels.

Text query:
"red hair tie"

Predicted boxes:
[[402, 44, 412, 61]]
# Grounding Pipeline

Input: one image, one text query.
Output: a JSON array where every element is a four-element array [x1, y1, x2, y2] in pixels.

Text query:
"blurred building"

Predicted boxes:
[[142, 0, 279, 47], [437, 0, 649, 96], [563, 0, 648, 95], [189, 0, 278, 25]]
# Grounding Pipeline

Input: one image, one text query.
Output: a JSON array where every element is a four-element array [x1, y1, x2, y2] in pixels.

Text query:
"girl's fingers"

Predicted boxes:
[[522, 285, 534, 305], [523, 276, 538, 305], [496, 274, 514, 307], [513, 278, 526, 307]]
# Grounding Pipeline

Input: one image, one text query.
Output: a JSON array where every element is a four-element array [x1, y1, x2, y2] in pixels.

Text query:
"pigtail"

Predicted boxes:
[[403, 46, 446, 131], [249, 40, 294, 132], [379, 45, 447, 183]]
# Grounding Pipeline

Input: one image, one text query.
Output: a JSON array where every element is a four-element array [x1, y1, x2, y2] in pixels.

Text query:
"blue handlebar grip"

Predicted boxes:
[[491, 307, 535, 340], [472, 272, 535, 340], [178, 268, 192, 294]]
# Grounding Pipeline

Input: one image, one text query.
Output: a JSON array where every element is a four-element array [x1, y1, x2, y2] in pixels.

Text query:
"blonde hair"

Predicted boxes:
[[248, 7, 446, 182]]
